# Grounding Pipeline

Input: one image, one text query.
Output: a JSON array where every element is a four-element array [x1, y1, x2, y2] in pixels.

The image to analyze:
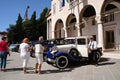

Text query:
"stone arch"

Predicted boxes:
[[79, 5, 96, 36], [66, 13, 77, 37], [54, 19, 64, 38], [101, 0, 120, 49], [101, 0, 120, 13]]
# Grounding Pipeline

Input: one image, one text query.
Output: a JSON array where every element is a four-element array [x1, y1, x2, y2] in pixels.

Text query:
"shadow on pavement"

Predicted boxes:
[[25, 68, 73, 74], [98, 62, 116, 66], [67, 57, 116, 68], [6, 67, 73, 74], [41, 68, 73, 74], [99, 57, 110, 62], [6, 67, 34, 72], [98, 57, 116, 66]]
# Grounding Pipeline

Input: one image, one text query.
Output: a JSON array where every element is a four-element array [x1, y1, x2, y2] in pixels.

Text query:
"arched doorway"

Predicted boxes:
[[101, 1, 120, 49], [54, 19, 64, 38], [66, 14, 77, 37], [79, 5, 96, 37]]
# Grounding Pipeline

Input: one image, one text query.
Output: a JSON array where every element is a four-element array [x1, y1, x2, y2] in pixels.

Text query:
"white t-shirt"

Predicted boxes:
[[88, 41, 97, 49], [19, 43, 30, 57], [35, 44, 43, 53]]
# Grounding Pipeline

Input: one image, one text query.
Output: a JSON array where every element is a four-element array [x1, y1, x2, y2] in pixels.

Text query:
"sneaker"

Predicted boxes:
[[2, 69, 7, 72], [0, 69, 3, 71]]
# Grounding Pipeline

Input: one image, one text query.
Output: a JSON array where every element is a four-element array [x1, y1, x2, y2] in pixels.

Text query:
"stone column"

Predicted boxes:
[[96, 15, 104, 49], [64, 25, 67, 38], [47, 19, 52, 39], [47, 20, 49, 40], [76, 23, 80, 36]]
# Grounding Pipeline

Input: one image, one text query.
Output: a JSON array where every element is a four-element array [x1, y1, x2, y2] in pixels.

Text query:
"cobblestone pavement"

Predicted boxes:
[[0, 51, 120, 80]]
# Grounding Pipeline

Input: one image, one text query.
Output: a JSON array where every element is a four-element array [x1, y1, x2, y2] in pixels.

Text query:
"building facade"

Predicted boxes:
[[47, 0, 120, 50]]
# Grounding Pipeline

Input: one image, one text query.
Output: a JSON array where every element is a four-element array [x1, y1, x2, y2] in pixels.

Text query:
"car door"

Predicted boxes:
[[76, 38, 88, 57]]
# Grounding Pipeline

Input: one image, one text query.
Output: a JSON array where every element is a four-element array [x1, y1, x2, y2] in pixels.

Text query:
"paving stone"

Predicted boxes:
[[0, 52, 120, 80]]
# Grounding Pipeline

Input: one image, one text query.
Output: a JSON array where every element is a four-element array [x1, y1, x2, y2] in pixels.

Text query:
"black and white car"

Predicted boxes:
[[44, 36, 103, 69]]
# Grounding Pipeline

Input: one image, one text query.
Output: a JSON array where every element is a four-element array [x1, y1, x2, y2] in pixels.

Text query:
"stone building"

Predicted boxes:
[[46, 0, 120, 50]]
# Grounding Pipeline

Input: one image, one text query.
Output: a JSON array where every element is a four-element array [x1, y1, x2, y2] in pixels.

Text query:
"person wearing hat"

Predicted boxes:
[[88, 35, 97, 64], [0, 36, 10, 72], [19, 38, 30, 74]]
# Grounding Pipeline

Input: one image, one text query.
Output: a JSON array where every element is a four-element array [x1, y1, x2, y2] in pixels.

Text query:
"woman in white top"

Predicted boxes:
[[19, 38, 30, 74], [34, 36, 44, 74]]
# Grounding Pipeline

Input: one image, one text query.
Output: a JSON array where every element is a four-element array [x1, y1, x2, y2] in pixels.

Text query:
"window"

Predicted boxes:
[[103, 13, 115, 23], [54, 39, 65, 45], [110, 13, 114, 21], [77, 39, 86, 45], [60, 0, 65, 8], [53, 3, 56, 14], [65, 39, 75, 44]]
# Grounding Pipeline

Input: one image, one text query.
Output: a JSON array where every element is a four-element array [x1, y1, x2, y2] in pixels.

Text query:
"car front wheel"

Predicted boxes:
[[55, 55, 69, 69]]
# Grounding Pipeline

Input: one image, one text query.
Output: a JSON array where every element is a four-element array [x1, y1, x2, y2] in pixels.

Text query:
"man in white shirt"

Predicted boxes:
[[88, 36, 97, 51], [88, 36, 97, 63]]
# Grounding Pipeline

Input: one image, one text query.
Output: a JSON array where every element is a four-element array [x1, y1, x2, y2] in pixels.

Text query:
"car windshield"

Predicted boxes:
[[46, 38, 65, 45]]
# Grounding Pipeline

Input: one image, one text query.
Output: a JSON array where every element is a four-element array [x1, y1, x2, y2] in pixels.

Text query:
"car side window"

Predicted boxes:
[[65, 39, 75, 44], [77, 39, 86, 45]]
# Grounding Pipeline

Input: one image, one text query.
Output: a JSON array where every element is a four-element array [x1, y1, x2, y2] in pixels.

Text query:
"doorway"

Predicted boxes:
[[105, 30, 115, 49]]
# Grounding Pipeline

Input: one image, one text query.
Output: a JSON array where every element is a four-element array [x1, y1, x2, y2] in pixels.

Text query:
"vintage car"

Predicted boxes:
[[44, 36, 102, 69], [44, 45, 81, 69]]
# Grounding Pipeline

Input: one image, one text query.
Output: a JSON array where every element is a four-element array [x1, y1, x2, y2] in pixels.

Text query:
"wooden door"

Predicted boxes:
[[105, 30, 115, 48]]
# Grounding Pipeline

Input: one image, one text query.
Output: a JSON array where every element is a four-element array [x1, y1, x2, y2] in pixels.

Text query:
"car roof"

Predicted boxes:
[[65, 36, 88, 39], [47, 37, 65, 41]]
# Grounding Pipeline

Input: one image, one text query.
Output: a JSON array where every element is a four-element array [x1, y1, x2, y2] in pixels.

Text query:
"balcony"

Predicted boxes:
[[69, 0, 79, 9], [69, 0, 88, 9]]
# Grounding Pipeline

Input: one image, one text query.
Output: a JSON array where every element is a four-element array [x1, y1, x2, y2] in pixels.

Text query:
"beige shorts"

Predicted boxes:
[[35, 52, 43, 64]]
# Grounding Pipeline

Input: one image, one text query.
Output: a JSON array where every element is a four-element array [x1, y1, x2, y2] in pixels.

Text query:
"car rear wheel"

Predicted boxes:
[[69, 49, 79, 58], [55, 55, 68, 69], [93, 51, 101, 62]]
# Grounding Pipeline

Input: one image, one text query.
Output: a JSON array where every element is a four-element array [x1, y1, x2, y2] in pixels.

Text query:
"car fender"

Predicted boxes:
[[54, 52, 67, 57], [68, 48, 78, 53], [54, 52, 80, 61]]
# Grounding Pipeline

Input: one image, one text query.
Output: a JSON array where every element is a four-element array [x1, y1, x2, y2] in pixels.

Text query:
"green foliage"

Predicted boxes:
[[37, 8, 48, 40], [7, 8, 49, 43], [7, 14, 25, 43]]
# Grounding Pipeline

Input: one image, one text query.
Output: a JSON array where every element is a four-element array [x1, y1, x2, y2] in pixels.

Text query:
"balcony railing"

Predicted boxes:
[[69, 0, 88, 10], [69, 0, 79, 9]]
